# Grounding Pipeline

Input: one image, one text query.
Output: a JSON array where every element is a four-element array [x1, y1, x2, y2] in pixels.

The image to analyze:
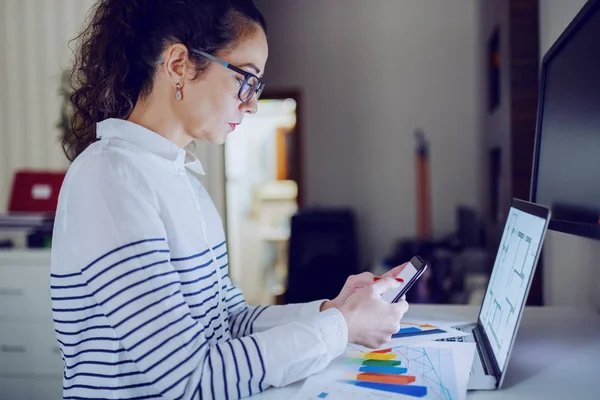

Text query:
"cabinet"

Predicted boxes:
[[0, 251, 62, 398]]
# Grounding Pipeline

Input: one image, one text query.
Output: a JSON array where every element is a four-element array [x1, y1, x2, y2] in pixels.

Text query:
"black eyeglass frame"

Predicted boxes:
[[157, 49, 265, 103]]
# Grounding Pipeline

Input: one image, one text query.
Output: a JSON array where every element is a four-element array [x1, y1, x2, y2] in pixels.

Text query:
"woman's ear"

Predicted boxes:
[[160, 43, 190, 89]]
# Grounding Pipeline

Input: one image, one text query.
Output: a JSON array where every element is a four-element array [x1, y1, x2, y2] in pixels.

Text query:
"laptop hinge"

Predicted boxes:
[[473, 326, 496, 377]]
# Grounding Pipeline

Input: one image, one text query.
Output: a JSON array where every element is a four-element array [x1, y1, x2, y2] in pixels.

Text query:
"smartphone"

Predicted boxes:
[[380, 255, 428, 303]]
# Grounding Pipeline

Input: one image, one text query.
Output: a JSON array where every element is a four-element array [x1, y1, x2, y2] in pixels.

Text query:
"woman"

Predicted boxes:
[[50, 0, 410, 399]]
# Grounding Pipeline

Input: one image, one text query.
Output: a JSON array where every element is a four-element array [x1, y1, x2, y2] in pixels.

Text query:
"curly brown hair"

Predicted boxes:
[[63, 0, 267, 161]]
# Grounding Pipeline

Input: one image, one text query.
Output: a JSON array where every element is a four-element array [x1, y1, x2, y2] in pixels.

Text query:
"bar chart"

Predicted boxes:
[[342, 347, 447, 397], [392, 322, 447, 339], [295, 345, 458, 399]]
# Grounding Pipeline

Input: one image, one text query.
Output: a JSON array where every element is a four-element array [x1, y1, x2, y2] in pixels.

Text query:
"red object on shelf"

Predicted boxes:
[[8, 170, 66, 213]]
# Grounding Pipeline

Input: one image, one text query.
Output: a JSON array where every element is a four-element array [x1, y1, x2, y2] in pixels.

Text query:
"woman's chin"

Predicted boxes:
[[192, 129, 228, 145], [206, 131, 229, 145]]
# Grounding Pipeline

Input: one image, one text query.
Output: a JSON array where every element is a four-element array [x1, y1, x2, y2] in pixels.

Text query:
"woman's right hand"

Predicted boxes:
[[338, 278, 409, 349]]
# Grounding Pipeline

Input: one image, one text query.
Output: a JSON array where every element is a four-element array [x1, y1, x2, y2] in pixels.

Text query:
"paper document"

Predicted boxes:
[[421, 341, 476, 400], [348, 319, 470, 352], [292, 342, 475, 400]]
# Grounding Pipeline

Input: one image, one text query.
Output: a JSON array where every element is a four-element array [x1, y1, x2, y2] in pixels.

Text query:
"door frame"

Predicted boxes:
[[258, 89, 305, 208], [198, 89, 305, 232]]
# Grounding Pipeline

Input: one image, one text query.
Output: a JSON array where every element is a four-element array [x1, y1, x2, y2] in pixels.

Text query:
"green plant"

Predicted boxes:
[[56, 69, 73, 146]]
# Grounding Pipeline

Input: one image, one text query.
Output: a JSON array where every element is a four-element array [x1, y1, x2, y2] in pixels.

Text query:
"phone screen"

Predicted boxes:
[[380, 256, 426, 302]]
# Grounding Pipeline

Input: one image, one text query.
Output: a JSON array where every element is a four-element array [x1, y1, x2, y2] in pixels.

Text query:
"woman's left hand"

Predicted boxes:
[[321, 263, 408, 311]]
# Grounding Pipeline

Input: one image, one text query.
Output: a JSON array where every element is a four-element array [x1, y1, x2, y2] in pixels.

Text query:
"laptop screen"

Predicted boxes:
[[478, 206, 547, 372]]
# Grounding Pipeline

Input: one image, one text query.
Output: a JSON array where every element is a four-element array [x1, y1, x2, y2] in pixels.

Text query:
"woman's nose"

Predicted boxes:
[[240, 97, 258, 114]]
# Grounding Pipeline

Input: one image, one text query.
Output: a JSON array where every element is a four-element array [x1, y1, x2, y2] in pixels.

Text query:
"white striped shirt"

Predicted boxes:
[[50, 118, 348, 400]]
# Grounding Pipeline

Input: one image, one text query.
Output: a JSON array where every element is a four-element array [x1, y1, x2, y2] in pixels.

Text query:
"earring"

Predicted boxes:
[[175, 83, 182, 100]]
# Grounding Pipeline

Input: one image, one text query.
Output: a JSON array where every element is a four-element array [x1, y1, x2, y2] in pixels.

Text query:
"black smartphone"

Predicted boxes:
[[392, 255, 427, 302], [380, 255, 428, 303]]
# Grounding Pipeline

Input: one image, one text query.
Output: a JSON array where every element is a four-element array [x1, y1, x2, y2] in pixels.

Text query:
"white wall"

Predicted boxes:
[[0, 0, 225, 215], [256, 0, 481, 265], [539, 0, 600, 311], [0, 0, 96, 210]]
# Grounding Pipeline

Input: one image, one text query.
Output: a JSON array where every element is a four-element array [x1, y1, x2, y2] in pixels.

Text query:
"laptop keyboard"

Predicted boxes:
[[438, 335, 473, 343], [436, 324, 477, 375]]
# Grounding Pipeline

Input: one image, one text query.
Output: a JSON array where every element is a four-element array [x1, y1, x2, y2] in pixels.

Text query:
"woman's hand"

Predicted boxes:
[[380, 262, 409, 280], [338, 278, 410, 348], [320, 263, 408, 311]]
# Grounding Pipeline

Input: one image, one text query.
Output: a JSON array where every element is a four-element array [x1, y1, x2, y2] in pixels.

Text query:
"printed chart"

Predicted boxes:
[[293, 346, 458, 399], [350, 320, 469, 353], [393, 322, 447, 339]]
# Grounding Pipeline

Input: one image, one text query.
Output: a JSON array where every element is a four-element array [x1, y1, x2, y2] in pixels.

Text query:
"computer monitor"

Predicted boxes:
[[530, 0, 600, 240], [477, 199, 550, 378]]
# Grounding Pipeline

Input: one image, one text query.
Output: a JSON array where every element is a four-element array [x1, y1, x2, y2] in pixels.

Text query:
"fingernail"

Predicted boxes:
[[373, 277, 404, 283]]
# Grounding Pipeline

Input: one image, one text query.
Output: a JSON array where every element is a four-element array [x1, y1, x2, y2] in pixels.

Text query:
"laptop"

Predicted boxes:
[[438, 198, 551, 390]]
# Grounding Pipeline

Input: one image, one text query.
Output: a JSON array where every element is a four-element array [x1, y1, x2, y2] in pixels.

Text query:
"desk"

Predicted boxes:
[[251, 304, 600, 399]]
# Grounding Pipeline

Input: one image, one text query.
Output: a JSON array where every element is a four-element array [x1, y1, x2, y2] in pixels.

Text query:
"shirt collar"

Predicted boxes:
[[96, 118, 205, 175]]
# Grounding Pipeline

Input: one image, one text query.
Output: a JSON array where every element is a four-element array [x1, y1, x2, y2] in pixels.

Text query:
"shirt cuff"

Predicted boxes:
[[298, 299, 329, 318], [314, 307, 348, 360]]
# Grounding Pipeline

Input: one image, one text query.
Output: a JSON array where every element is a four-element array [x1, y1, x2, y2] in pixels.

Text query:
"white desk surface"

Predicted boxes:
[[250, 304, 600, 400]]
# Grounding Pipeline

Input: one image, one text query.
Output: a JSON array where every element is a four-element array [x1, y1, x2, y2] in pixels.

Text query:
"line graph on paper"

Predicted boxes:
[[292, 346, 458, 399]]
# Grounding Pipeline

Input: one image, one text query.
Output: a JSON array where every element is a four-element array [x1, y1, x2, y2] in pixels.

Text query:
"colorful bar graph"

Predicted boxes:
[[341, 349, 429, 398], [392, 327, 446, 338], [358, 365, 408, 375], [341, 380, 428, 397], [356, 372, 416, 385]]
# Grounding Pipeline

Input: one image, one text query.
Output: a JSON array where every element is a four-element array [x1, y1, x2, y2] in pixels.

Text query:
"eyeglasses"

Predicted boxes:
[[157, 49, 265, 103], [191, 49, 265, 103]]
